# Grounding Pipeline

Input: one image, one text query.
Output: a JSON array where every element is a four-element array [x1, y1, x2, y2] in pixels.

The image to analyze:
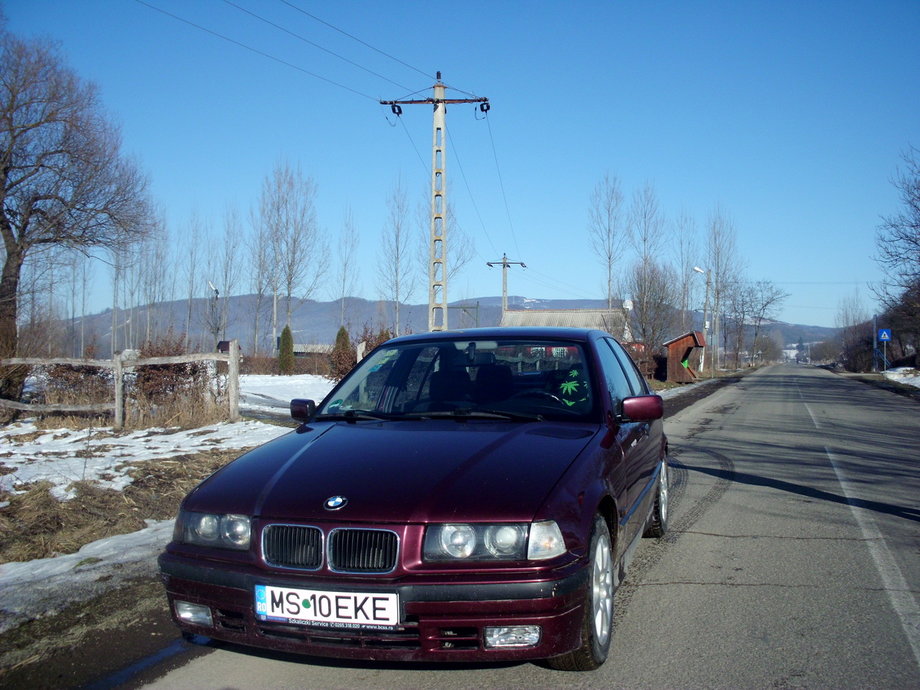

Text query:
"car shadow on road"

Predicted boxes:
[[191, 635, 529, 673], [680, 462, 920, 524]]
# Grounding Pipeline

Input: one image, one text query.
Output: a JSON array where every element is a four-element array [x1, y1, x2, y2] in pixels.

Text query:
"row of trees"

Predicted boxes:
[[1, 29, 151, 413], [871, 146, 920, 367], [587, 175, 788, 371], [0, 24, 425, 364], [3, 21, 798, 420], [810, 146, 919, 372]]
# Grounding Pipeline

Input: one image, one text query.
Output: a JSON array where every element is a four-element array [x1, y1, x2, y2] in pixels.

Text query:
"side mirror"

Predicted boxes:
[[619, 394, 663, 422], [290, 398, 317, 422]]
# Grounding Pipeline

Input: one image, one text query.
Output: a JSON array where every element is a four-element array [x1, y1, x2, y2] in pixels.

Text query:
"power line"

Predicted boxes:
[[393, 114, 428, 176], [134, 0, 379, 101], [446, 128, 499, 258], [484, 111, 522, 259], [221, 0, 415, 92], [773, 280, 873, 285], [278, 0, 432, 80], [525, 266, 601, 300]]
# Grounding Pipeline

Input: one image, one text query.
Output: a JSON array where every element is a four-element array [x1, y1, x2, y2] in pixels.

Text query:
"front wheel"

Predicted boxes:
[[547, 514, 614, 671], [643, 460, 669, 538]]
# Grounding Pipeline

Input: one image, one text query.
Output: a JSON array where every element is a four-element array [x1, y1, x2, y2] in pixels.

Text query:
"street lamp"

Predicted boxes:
[[693, 267, 712, 378]]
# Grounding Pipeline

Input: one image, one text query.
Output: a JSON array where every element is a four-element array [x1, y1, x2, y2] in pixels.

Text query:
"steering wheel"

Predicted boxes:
[[510, 389, 563, 405]]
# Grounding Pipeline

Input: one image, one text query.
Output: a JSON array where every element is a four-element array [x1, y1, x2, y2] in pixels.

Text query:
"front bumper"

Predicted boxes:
[[159, 552, 589, 663]]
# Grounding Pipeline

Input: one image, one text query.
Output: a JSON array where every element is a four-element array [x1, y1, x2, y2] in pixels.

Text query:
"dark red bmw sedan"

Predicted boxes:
[[159, 327, 668, 671]]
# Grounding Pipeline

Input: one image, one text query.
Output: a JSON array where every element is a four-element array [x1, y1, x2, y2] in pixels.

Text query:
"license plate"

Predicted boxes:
[[254, 584, 399, 629]]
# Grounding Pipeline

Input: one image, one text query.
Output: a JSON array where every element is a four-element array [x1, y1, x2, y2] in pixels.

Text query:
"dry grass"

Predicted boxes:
[[0, 448, 240, 564]]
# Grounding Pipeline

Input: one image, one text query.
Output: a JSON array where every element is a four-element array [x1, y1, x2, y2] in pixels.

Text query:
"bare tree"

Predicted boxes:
[[182, 215, 205, 352], [63, 249, 95, 358], [875, 145, 920, 323], [625, 183, 674, 355], [627, 182, 666, 265], [836, 290, 872, 371], [139, 215, 171, 343], [723, 275, 753, 368], [445, 216, 475, 283], [259, 160, 329, 331], [588, 173, 626, 311], [706, 207, 741, 370], [749, 279, 788, 364], [203, 206, 242, 348], [247, 204, 272, 355], [378, 179, 415, 336], [415, 193, 474, 290], [624, 258, 679, 371], [17, 244, 68, 356], [332, 206, 360, 327], [673, 210, 699, 332], [1, 31, 150, 407], [218, 207, 242, 341]]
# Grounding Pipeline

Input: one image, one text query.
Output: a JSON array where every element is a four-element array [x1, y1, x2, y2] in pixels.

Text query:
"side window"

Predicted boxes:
[[606, 339, 648, 396], [594, 338, 632, 405], [325, 348, 400, 413]]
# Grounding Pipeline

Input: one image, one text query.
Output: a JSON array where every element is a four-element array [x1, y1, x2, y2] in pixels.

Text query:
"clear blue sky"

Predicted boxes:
[[5, 0, 919, 329]]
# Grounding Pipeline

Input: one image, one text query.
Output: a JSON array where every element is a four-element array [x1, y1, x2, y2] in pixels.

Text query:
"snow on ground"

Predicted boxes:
[[883, 367, 920, 389], [0, 374, 336, 633], [0, 421, 292, 500], [237, 373, 335, 416], [0, 374, 336, 501]]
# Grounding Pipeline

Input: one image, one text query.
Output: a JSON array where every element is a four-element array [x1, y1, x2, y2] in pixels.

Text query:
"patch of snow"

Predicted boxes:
[[238, 373, 335, 415], [0, 420, 293, 499], [0, 374, 338, 632], [883, 368, 920, 389], [0, 520, 174, 634], [0, 374, 336, 500]]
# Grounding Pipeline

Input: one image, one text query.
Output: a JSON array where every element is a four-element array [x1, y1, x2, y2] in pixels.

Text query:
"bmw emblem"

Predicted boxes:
[[324, 495, 348, 511]]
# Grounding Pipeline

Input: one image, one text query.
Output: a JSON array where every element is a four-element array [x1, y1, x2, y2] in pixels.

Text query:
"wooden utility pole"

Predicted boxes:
[[381, 72, 488, 331]]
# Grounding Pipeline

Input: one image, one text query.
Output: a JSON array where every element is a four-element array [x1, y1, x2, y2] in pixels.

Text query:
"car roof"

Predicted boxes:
[[384, 326, 607, 346]]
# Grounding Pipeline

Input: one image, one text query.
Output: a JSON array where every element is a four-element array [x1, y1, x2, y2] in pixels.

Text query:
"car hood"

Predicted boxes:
[[187, 420, 597, 523]]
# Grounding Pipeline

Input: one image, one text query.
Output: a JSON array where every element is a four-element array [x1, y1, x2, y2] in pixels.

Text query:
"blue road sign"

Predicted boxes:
[[878, 329, 892, 342]]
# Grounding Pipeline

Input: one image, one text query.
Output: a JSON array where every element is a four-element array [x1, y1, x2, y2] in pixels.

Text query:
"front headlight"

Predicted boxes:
[[175, 510, 251, 550], [423, 521, 563, 562]]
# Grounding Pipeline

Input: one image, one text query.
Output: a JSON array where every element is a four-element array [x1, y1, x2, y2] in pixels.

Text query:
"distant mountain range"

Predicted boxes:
[[80, 294, 838, 356]]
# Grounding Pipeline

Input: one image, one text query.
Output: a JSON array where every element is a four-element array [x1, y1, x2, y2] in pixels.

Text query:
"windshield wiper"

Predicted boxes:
[[404, 408, 543, 422], [316, 410, 390, 423]]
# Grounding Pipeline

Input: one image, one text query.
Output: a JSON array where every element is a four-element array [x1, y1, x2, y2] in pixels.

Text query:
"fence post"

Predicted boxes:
[[228, 339, 240, 422], [113, 354, 124, 429]]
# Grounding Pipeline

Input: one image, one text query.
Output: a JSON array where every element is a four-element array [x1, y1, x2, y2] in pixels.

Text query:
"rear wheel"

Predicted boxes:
[[547, 514, 613, 671], [643, 460, 669, 538]]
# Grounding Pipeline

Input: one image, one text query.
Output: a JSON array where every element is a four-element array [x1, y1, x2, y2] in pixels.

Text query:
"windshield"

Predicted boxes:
[[319, 337, 597, 422]]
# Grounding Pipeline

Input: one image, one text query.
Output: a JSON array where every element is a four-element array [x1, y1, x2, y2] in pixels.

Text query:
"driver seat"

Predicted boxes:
[[473, 364, 514, 404]]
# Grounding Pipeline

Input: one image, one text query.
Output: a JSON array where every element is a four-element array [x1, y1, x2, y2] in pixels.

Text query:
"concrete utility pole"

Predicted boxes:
[[381, 72, 488, 332], [487, 253, 526, 314]]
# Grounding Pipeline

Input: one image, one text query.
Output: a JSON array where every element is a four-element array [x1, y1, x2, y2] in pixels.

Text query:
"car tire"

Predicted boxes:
[[547, 514, 614, 671], [643, 459, 669, 538]]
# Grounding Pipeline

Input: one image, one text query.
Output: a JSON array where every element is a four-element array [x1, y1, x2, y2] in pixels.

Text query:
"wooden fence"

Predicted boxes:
[[0, 340, 240, 428]]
